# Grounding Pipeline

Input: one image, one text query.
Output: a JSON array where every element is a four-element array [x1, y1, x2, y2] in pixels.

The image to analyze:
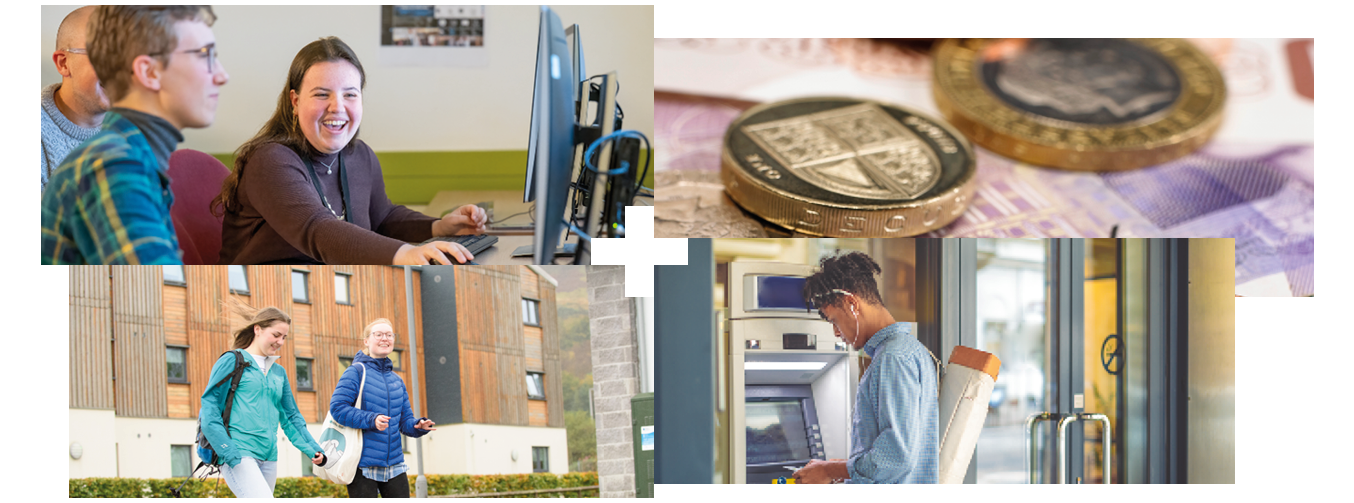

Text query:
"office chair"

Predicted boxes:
[[167, 149, 229, 265]]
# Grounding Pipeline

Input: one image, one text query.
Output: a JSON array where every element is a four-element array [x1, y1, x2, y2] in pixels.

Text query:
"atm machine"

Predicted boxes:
[[725, 262, 859, 484]]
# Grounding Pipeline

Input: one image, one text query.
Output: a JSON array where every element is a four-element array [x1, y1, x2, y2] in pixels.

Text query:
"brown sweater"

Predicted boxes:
[[218, 140, 436, 264]]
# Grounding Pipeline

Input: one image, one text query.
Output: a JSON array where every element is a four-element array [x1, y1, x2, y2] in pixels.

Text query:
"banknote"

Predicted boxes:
[[654, 88, 1314, 297]]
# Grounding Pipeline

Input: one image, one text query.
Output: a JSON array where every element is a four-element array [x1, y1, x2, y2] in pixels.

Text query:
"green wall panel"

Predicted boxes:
[[211, 149, 653, 206]]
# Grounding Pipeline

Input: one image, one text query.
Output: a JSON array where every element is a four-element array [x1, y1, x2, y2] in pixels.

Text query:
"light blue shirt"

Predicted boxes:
[[846, 322, 939, 483]]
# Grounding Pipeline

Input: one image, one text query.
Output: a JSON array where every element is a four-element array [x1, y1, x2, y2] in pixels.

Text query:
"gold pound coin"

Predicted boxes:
[[721, 97, 977, 237], [933, 38, 1226, 171]]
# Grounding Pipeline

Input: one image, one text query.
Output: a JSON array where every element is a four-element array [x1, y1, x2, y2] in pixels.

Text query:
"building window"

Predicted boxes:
[[522, 299, 540, 326], [228, 265, 249, 295], [171, 445, 192, 478], [163, 265, 186, 286], [390, 349, 403, 371], [532, 446, 549, 473], [166, 346, 188, 384], [335, 273, 351, 305], [296, 358, 314, 391], [526, 372, 545, 400], [292, 270, 309, 303], [339, 356, 354, 368]]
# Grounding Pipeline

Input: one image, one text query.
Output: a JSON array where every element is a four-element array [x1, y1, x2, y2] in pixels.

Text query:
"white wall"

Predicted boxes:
[[69, 409, 119, 478], [39, 5, 654, 154], [70, 414, 567, 479], [422, 423, 569, 475]]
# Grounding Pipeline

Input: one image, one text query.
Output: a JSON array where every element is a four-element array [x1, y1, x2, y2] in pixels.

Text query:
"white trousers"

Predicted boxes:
[[221, 456, 278, 498]]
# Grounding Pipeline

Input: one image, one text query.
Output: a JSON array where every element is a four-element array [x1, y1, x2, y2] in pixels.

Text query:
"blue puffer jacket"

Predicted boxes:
[[330, 351, 430, 468]]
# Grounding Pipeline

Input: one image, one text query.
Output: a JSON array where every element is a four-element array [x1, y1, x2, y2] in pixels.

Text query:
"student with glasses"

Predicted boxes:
[[41, 6, 110, 192], [41, 5, 230, 264], [328, 318, 436, 497]]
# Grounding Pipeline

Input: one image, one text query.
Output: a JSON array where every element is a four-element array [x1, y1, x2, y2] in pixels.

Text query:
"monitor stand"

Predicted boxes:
[[511, 243, 577, 258]]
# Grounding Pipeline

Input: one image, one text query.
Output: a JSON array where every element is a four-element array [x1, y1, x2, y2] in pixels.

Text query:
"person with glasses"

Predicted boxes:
[[791, 251, 940, 484], [41, 6, 110, 192], [212, 36, 486, 266], [41, 5, 229, 264], [329, 318, 436, 497]]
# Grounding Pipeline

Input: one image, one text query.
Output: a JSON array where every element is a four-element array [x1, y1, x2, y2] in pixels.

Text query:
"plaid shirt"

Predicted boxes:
[[40, 111, 181, 264], [361, 462, 408, 483], [846, 322, 939, 483]]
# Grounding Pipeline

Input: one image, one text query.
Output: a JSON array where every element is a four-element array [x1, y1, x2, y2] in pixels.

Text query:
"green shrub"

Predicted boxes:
[[69, 472, 599, 498]]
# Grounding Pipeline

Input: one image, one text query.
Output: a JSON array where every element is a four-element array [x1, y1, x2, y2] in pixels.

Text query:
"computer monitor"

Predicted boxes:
[[524, 6, 576, 265], [745, 385, 826, 484]]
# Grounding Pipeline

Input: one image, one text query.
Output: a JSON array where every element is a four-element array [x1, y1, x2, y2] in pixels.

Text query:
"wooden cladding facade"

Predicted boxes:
[[70, 266, 114, 410], [72, 266, 426, 424], [73, 265, 561, 432], [455, 267, 562, 428]]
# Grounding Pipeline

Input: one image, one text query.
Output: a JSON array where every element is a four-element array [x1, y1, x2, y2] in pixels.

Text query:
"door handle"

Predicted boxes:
[[1057, 412, 1112, 484], [1080, 413, 1111, 485], [1024, 412, 1061, 484]]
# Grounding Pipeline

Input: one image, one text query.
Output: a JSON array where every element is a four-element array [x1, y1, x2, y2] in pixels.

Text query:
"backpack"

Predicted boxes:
[[171, 350, 250, 497]]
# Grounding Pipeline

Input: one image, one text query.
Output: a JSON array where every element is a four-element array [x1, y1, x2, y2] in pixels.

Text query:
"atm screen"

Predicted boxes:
[[753, 276, 810, 311], [745, 401, 811, 464]]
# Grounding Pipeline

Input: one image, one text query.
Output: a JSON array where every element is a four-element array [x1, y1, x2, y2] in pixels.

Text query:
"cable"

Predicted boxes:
[[565, 219, 592, 243], [583, 129, 649, 176], [489, 203, 534, 226]]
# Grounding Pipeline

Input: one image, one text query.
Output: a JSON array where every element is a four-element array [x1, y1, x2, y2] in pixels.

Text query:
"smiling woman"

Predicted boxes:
[[326, 317, 437, 497], [212, 36, 487, 266], [200, 298, 332, 497]]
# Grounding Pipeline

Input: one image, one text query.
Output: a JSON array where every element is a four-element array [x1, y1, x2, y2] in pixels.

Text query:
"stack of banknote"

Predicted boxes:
[[654, 38, 1314, 297]]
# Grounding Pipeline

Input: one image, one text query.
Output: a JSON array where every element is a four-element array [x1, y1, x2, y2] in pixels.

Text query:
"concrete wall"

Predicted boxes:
[[69, 412, 566, 479], [39, 5, 654, 154], [587, 265, 638, 498]]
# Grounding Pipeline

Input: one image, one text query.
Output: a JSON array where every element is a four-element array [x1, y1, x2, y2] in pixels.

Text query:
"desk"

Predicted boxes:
[[422, 190, 535, 233], [419, 189, 653, 235], [469, 233, 581, 265]]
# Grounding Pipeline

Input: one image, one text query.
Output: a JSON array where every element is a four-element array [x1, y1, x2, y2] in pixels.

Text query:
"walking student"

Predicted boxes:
[[198, 302, 328, 498], [329, 318, 436, 497]]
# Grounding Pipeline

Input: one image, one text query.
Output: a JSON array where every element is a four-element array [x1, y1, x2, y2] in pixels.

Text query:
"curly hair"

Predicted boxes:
[[801, 251, 884, 311]]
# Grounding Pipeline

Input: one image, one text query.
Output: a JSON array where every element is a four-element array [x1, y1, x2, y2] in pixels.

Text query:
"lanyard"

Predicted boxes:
[[297, 150, 351, 222]]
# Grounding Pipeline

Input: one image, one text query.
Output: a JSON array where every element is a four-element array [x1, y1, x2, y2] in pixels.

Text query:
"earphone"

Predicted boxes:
[[828, 289, 861, 346]]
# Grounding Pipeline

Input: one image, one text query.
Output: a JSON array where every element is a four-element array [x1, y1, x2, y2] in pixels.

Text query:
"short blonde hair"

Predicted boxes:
[[363, 318, 394, 338], [87, 5, 216, 102]]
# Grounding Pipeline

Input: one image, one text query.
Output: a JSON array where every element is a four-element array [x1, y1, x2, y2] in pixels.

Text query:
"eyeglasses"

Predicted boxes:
[[149, 43, 217, 73], [62, 48, 88, 55], [370, 332, 395, 340]]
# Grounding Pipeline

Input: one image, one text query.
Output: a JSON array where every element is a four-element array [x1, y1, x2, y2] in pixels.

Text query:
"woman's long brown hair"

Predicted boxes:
[[211, 36, 367, 217], [223, 297, 291, 350]]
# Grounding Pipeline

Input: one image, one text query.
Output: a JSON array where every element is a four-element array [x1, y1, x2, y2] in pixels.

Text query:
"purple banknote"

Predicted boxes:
[[655, 94, 1314, 296]]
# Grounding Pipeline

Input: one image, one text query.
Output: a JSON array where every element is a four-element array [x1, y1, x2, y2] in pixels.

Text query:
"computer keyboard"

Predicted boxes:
[[420, 234, 499, 257]]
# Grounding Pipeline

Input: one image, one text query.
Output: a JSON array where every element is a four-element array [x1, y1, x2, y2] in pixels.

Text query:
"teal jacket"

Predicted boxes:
[[198, 349, 321, 467]]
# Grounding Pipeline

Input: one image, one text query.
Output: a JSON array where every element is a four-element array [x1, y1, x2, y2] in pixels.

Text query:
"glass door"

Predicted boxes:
[[972, 239, 1049, 484], [970, 238, 1124, 484]]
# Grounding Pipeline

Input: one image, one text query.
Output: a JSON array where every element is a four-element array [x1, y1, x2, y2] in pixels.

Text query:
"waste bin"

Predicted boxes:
[[631, 392, 654, 497]]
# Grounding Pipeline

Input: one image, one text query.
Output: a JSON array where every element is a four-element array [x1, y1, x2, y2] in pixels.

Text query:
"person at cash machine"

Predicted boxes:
[[791, 251, 939, 484]]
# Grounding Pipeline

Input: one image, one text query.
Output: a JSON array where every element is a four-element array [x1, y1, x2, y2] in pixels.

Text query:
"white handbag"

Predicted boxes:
[[314, 363, 366, 485]]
